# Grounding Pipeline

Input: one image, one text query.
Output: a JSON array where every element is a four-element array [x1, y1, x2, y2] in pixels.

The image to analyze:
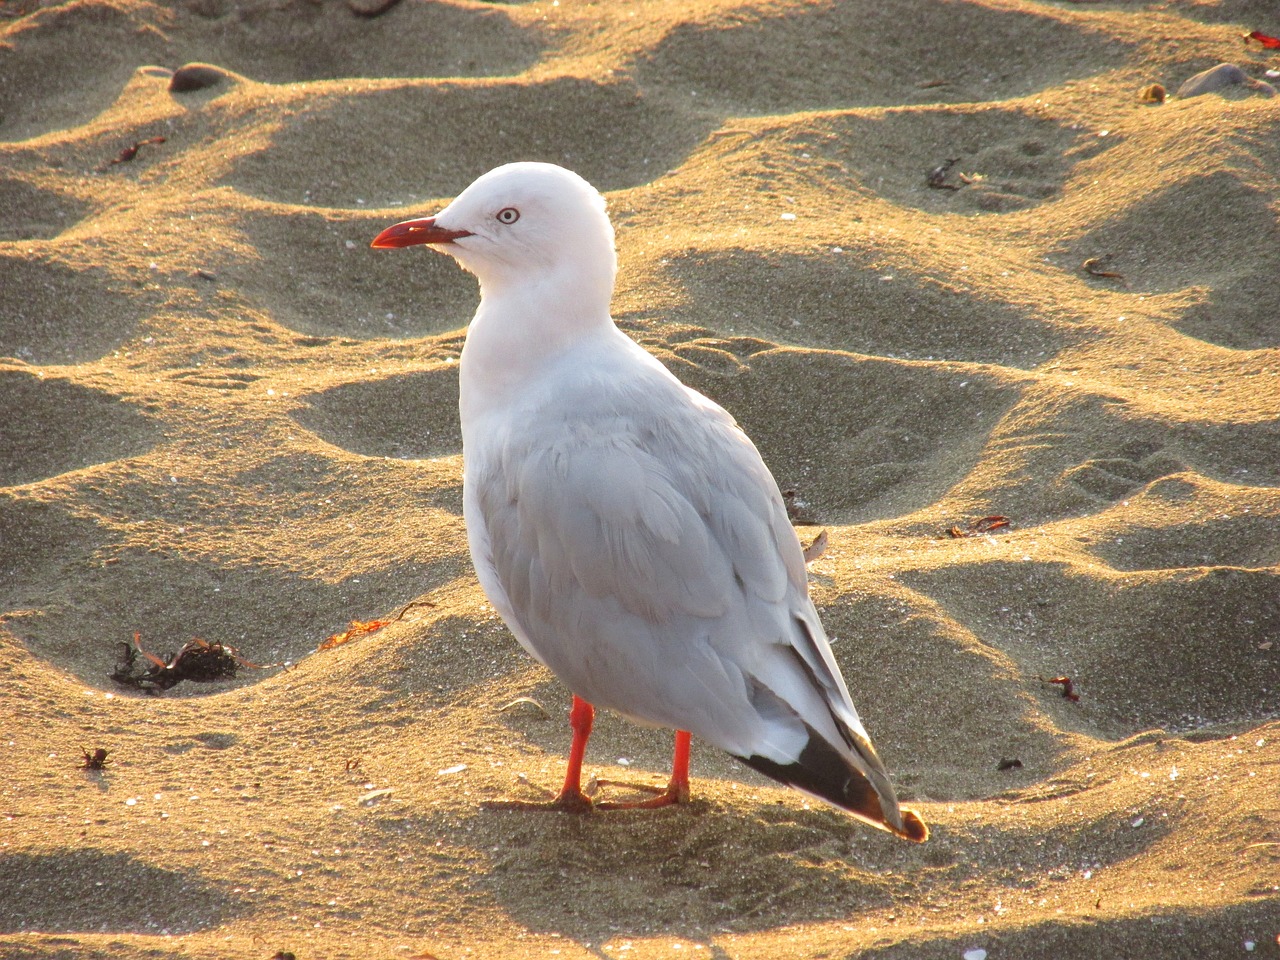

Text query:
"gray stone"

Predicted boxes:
[[1177, 63, 1276, 99]]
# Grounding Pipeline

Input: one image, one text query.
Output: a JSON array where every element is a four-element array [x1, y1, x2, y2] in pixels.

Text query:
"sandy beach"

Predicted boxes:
[[1, 0, 1277, 957]]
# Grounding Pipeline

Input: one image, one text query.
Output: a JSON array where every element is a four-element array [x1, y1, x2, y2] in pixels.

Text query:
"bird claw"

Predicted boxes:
[[593, 778, 690, 809], [481, 787, 595, 814], [481, 777, 692, 813]]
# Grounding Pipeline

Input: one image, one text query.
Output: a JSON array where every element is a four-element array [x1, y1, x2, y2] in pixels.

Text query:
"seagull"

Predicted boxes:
[[372, 162, 927, 842]]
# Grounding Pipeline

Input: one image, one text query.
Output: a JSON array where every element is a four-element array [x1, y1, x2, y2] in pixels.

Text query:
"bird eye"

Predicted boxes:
[[496, 207, 520, 225]]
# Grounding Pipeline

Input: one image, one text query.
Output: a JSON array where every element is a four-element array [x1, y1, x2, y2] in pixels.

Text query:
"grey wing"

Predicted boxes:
[[472, 376, 872, 763]]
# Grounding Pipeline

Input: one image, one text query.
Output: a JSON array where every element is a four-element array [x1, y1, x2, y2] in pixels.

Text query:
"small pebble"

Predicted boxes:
[[170, 63, 227, 94], [1139, 83, 1166, 104], [963, 950, 988, 960]]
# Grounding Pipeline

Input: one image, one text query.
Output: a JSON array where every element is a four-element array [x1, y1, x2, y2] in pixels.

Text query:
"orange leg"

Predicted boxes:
[[669, 728, 692, 801], [552, 694, 596, 811], [484, 697, 692, 812], [483, 694, 595, 812]]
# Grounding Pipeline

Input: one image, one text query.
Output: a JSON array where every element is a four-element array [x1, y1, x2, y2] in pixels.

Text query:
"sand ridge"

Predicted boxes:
[[1, 0, 1278, 957]]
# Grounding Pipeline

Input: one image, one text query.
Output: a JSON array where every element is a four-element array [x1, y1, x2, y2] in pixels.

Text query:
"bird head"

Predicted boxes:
[[371, 162, 617, 301]]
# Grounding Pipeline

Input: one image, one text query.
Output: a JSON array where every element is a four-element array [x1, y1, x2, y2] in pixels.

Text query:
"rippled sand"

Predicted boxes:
[[1, 1, 1277, 957]]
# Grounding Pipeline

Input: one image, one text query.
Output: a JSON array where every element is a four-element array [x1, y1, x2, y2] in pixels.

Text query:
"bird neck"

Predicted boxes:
[[459, 267, 616, 414]]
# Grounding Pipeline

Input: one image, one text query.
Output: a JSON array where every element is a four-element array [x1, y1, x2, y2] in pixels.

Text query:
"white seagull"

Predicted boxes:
[[372, 162, 927, 842]]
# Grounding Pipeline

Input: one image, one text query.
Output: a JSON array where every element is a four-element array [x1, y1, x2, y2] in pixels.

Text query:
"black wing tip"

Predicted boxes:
[[737, 732, 927, 843], [896, 807, 929, 843]]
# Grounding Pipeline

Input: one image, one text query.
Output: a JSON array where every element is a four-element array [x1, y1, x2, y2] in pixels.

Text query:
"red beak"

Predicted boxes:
[[370, 216, 472, 249]]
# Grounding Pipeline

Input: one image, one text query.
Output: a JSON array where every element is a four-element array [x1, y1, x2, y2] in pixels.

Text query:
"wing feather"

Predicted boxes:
[[464, 340, 863, 762]]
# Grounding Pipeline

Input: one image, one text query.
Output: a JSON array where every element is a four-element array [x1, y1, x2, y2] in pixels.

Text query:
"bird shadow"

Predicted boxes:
[[0, 849, 244, 934], [380, 780, 1179, 949], [404, 797, 914, 943]]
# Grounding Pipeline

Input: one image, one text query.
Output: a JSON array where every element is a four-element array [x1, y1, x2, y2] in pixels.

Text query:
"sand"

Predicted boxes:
[[1, 0, 1278, 957]]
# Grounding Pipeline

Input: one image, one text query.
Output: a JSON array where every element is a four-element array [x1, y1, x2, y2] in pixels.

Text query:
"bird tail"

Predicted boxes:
[[736, 721, 928, 843]]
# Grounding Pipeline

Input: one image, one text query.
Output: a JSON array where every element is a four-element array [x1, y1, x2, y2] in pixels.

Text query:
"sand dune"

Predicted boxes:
[[1, 1, 1277, 957]]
